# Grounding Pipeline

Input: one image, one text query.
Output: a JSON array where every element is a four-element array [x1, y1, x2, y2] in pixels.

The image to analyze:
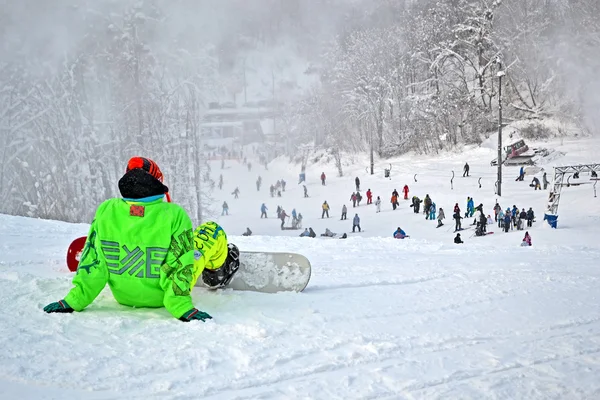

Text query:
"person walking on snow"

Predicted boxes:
[[543, 172, 549, 190], [260, 203, 267, 218], [322, 201, 330, 218], [437, 207, 445, 227], [351, 192, 357, 208], [503, 211, 512, 233], [453, 210, 463, 232], [222, 201, 229, 215], [375, 196, 382, 213], [291, 208, 298, 225], [44, 157, 239, 322], [466, 197, 475, 217], [355, 176, 360, 191], [281, 179, 286, 192], [303, 185, 308, 198], [232, 187, 240, 199], [498, 209, 505, 229], [403, 185, 409, 200], [429, 202, 436, 220], [279, 209, 289, 229], [352, 214, 361, 232], [463, 162, 470, 177], [424, 194, 432, 216], [516, 166, 525, 181], [493, 202, 501, 222], [526, 207, 535, 227], [341, 204, 347, 220], [366, 189, 372, 205], [321, 172, 326, 186]]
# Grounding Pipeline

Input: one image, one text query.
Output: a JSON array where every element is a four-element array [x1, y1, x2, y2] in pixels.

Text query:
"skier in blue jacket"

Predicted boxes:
[[260, 203, 268, 218]]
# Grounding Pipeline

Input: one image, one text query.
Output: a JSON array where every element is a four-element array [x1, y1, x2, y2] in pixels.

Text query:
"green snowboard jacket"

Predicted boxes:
[[64, 196, 195, 319]]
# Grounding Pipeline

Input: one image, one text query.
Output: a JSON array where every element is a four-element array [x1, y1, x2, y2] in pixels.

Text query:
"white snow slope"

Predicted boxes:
[[1, 136, 600, 399]]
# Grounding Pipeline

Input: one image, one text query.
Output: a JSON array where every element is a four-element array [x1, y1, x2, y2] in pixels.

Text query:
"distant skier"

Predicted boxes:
[[424, 194, 432, 216], [437, 207, 445, 227], [454, 233, 464, 244], [516, 166, 525, 181], [429, 202, 436, 220], [281, 179, 286, 192], [453, 211, 463, 232], [356, 191, 362, 206], [232, 187, 240, 199], [366, 189, 373, 205], [463, 162, 470, 177], [503, 211, 512, 233], [279, 209, 289, 229], [321, 172, 326, 186], [375, 196, 381, 213], [466, 197, 474, 217], [341, 204, 348, 220], [256, 177, 262, 191], [270, 184, 275, 197], [497, 209, 505, 229], [303, 185, 309, 198], [260, 203, 268, 218], [222, 201, 229, 216], [242, 227, 252, 236], [493, 202, 501, 222], [355, 176, 361, 191], [322, 201, 330, 218], [393, 227, 408, 239], [526, 207, 535, 227], [352, 214, 361, 232], [391, 193, 399, 210], [218, 174, 223, 190], [351, 192, 357, 208], [543, 172, 549, 190], [291, 208, 298, 225], [403, 185, 409, 200]]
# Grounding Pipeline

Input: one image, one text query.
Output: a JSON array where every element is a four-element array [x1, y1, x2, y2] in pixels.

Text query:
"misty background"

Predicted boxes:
[[1, 0, 599, 223]]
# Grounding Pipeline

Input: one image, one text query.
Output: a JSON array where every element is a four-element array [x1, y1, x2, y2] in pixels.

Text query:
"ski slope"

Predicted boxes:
[[1, 136, 600, 399]]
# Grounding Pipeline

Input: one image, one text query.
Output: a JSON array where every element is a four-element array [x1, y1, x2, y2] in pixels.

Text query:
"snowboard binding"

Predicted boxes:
[[201, 243, 240, 289]]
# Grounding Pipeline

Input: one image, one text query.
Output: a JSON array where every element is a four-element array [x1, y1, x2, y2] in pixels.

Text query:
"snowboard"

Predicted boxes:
[[202, 251, 311, 293], [66, 237, 311, 293]]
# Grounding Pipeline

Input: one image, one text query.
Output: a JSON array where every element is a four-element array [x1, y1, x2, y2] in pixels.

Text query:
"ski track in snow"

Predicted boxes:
[[2, 137, 600, 399]]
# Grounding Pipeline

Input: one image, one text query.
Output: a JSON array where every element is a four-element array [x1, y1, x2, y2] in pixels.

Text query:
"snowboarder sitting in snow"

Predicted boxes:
[[299, 228, 310, 237], [242, 227, 252, 236], [454, 233, 463, 244], [321, 228, 336, 237], [44, 157, 240, 322], [393, 227, 408, 239], [521, 231, 532, 246]]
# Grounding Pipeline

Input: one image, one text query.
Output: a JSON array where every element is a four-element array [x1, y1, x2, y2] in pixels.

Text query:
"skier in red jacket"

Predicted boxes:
[[366, 189, 372, 204], [403, 185, 409, 200]]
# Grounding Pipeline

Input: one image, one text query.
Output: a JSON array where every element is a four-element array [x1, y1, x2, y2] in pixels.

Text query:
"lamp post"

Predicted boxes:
[[496, 60, 505, 197]]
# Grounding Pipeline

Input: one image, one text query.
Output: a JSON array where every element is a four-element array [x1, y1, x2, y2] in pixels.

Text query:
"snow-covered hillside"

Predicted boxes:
[[1, 137, 600, 399]]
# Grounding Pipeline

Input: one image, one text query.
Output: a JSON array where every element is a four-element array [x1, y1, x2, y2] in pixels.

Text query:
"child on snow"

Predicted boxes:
[[521, 231, 532, 246]]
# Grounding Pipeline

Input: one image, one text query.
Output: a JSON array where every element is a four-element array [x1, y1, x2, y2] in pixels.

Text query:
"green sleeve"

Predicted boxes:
[[159, 208, 195, 319], [64, 216, 109, 311]]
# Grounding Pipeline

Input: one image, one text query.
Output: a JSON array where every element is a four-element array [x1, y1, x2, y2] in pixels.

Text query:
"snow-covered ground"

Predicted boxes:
[[1, 136, 600, 399]]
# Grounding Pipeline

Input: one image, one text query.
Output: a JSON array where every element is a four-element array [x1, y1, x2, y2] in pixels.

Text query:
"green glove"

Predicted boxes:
[[44, 300, 74, 313], [180, 308, 212, 322]]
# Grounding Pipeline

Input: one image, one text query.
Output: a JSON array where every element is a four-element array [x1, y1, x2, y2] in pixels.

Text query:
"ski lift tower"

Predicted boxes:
[[544, 163, 600, 228]]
